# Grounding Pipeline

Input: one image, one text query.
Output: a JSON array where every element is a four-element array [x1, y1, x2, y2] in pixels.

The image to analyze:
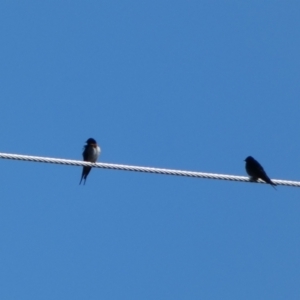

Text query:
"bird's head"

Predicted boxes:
[[86, 138, 97, 145], [244, 156, 254, 162]]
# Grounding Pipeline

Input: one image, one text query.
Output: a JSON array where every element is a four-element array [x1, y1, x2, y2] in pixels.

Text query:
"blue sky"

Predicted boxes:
[[0, 1, 300, 299]]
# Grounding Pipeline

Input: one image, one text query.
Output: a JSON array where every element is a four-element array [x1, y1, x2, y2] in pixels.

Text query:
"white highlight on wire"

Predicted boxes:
[[0, 152, 299, 187]]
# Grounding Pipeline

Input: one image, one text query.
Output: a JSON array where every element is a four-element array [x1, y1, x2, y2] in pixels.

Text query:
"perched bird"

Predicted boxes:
[[244, 156, 276, 189], [79, 138, 101, 185]]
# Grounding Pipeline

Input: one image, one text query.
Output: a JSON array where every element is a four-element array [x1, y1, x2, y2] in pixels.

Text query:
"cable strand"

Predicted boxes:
[[0, 152, 299, 187]]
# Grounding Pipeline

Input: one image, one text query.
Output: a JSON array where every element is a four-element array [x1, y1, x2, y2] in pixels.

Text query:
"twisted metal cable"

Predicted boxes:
[[0, 152, 299, 187]]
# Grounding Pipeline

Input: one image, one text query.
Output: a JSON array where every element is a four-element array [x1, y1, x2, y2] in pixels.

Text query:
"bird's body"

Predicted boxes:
[[79, 138, 101, 185], [245, 156, 276, 189]]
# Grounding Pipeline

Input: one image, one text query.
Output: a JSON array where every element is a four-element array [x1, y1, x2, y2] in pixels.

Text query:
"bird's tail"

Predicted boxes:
[[79, 166, 91, 185], [79, 168, 86, 185], [265, 177, 277, 190], [79, 175, 84, 185]]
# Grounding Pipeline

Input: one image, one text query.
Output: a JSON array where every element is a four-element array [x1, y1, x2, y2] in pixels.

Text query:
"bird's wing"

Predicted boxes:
[[253, 160, 264, 172], [82, 145, 90, 161]]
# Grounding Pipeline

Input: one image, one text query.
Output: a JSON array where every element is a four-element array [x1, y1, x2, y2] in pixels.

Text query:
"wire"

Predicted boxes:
[[0, 152, 298, 187]]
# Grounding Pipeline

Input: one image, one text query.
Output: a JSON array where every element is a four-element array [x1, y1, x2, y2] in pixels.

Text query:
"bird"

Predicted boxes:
[[79, 138, 101, 185], [244, 156, 276, 189]]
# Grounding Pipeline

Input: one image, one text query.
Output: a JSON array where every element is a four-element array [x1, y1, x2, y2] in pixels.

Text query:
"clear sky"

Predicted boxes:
[[0, 1, 300, 299]]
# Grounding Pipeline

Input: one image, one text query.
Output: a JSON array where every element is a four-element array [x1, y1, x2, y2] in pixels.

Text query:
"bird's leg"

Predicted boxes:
[[249, 176, 258, 182]]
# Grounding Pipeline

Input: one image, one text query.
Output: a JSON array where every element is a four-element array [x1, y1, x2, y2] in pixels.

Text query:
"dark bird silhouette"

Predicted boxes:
[[79, 138, 101, 185], [244, 156, 276, 189]]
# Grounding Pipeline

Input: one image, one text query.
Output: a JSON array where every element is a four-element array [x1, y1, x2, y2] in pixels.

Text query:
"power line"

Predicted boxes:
[[0, 152, 299, 187]]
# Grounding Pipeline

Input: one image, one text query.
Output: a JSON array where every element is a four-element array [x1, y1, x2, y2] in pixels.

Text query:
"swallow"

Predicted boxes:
[[244, 156, 276, 189], [79, 138, 101, 185]]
